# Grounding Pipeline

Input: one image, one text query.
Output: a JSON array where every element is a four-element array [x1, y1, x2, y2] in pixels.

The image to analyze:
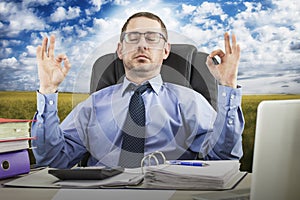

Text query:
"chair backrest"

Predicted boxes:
[[90, 44, 218, 110]]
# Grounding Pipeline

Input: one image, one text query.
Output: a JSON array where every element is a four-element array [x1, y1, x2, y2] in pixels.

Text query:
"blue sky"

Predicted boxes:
[[0, 0, 299, 94]]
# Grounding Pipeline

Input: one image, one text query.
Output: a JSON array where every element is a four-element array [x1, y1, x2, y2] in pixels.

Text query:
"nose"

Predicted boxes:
[[137, 35, 149, 49]]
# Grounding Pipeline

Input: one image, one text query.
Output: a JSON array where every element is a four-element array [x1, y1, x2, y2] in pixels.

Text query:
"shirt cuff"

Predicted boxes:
[[218, 85, 242, 107], [36, 90, 58, 113]]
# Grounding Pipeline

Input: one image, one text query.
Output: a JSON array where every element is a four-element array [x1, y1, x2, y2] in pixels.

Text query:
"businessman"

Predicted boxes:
[[32, 12, 244, 168]]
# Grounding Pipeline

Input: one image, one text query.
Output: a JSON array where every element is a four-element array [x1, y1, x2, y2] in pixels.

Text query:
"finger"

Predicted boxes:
[[36, 45, 42, 60], [55, 54, 67, 63], [206, 56, 221, 81], [55, 54, 71, 74], [62, 57, 71, 76], [41, 37, 48, 59], [206, 56, 214, 68], [231, 33, 237, 53], [236, 44, 241, 60], [206, 55, 220, 70], [224, 32, 231, 54], [209, 49, 225, 58], [48, 35, 55, 59]]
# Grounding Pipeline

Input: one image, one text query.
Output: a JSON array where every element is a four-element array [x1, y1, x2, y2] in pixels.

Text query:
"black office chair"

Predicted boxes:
[[90, 44, 218, 110], [79, 44, 218, 166]]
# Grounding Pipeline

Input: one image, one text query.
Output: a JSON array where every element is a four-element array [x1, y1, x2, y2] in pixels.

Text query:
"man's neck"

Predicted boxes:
[[125, 71, 160, 85]]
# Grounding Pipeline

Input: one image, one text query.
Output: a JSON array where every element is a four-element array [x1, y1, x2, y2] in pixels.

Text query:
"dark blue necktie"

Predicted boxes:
[[118, 84, 151, 168]]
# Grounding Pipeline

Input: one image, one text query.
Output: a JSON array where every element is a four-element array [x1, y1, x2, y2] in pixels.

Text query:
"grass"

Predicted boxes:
[[1, 91, 299, 172]]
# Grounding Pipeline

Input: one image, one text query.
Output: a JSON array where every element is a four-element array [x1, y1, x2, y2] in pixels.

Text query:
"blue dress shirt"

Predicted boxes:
[[31, 75, 244, 168]]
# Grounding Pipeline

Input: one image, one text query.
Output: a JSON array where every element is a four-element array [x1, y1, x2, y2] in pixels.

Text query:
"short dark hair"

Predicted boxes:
[[120, 12, 168, 41]]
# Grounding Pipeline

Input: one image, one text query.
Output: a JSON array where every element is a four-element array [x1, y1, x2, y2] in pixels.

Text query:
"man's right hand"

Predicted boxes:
[[36, 35, 71, 94]]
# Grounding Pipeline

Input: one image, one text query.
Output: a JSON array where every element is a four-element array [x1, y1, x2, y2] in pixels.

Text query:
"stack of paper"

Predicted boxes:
[[0, 118, 31, 139], [144, 160, 243, 190], [0, 118, 34, 153]]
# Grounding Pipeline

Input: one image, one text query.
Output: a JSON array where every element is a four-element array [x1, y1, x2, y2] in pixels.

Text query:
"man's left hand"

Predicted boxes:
[[206, 32, 240, 88]]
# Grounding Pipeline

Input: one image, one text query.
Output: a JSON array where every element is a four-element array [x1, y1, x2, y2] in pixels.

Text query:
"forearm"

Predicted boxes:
[[31, 92, 85, 168], [203, 85, 244, 160]]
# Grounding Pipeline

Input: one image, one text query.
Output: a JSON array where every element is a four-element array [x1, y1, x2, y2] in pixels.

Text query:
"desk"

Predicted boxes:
[[0, 172, 251, 200]]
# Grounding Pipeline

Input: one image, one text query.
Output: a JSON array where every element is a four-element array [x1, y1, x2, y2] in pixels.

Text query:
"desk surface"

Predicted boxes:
[[0, 172, 251, 200]]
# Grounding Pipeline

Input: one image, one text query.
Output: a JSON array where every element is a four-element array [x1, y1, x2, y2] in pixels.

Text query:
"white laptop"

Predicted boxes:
[[193, 99, 300, 200], [250, 99, 300, 200]]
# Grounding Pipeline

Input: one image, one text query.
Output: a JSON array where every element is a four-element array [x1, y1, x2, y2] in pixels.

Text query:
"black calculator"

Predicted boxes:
[[48, 166, 124, 180]]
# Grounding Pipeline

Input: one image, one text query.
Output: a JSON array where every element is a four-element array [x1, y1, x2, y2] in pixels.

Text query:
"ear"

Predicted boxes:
[[163, 42, 171, 60], [117, 42, 123, 60]]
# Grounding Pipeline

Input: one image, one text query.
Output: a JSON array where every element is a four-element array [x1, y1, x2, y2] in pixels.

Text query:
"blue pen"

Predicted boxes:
[[168, 160, 209, 167]]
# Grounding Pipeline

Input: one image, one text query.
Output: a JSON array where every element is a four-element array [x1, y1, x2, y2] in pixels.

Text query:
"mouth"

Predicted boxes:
[[135, 54, 149, 59]]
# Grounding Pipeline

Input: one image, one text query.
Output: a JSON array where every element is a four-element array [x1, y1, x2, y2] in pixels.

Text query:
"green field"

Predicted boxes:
[[1, 91, 299, 172]]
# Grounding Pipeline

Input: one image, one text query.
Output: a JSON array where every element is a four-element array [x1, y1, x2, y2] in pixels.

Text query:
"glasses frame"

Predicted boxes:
[[121, 31, 167, 44]]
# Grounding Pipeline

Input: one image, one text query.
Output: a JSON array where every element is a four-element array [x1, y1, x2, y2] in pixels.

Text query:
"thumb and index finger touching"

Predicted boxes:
[[36, 35, 71, 71], [208, 32, 239, 58], [205, 32, 241, 88], [206, 32, 241, 66]]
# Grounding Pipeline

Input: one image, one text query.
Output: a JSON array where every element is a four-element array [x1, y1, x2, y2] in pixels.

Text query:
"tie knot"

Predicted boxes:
[[134, 83, 151, 94]]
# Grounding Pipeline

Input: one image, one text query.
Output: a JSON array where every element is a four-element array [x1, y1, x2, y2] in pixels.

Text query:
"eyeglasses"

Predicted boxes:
[[121, 31, 167, 44]]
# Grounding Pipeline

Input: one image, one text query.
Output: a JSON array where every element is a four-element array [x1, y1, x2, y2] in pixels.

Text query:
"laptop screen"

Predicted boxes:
[[251, 99, 300, 200]]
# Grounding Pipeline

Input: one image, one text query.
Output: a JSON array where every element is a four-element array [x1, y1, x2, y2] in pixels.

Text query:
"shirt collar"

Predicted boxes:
[[121, 74, 163, 96]]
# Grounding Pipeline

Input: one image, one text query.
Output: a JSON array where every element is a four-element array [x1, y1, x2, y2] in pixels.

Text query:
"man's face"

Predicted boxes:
[[117, 17, 170, 79]]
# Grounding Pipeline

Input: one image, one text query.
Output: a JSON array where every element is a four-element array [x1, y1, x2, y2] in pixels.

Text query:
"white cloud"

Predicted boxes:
[[0, 2, 18, 16], [92, 17, 124, 40], [181, 4, 196, 15], [0, 48, 13, 57], [76, 28, 88, 38], [0, 2, 46, 36], [18, 54, 37, 71], [50, 6, 81, 22], [239, 74, 300, 94], [10, 14, 45, 33], [62, 25, 74, 34], [192, 2, 227, 23], [114, 0, 130, 6], [232, 1, 300, 69], [22, 0, 53, 7], [26, 45, 37, 57], [90, 0, 105, 12], [93, 18, 111, 30], [1, 40, 22, 47], [0, 57, 19, 68]]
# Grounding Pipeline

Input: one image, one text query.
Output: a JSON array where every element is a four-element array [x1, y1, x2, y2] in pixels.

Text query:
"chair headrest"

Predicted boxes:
[[90, 44, 218, 110]]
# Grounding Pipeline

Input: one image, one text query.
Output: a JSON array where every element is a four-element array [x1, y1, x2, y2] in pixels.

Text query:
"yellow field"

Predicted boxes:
[[0, 91, 88, 120], [1, 91, 299, 172]]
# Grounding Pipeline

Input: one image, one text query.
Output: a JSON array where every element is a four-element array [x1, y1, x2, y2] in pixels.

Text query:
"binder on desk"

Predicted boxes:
[[0, 149, 30, 179]]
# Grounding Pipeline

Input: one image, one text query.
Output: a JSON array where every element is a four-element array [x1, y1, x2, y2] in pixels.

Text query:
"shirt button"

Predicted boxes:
[[49, 100, 54, 105], [222, 92, 226, 97], [228, 119, 233, 125], [230, 94, 235, 99]]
